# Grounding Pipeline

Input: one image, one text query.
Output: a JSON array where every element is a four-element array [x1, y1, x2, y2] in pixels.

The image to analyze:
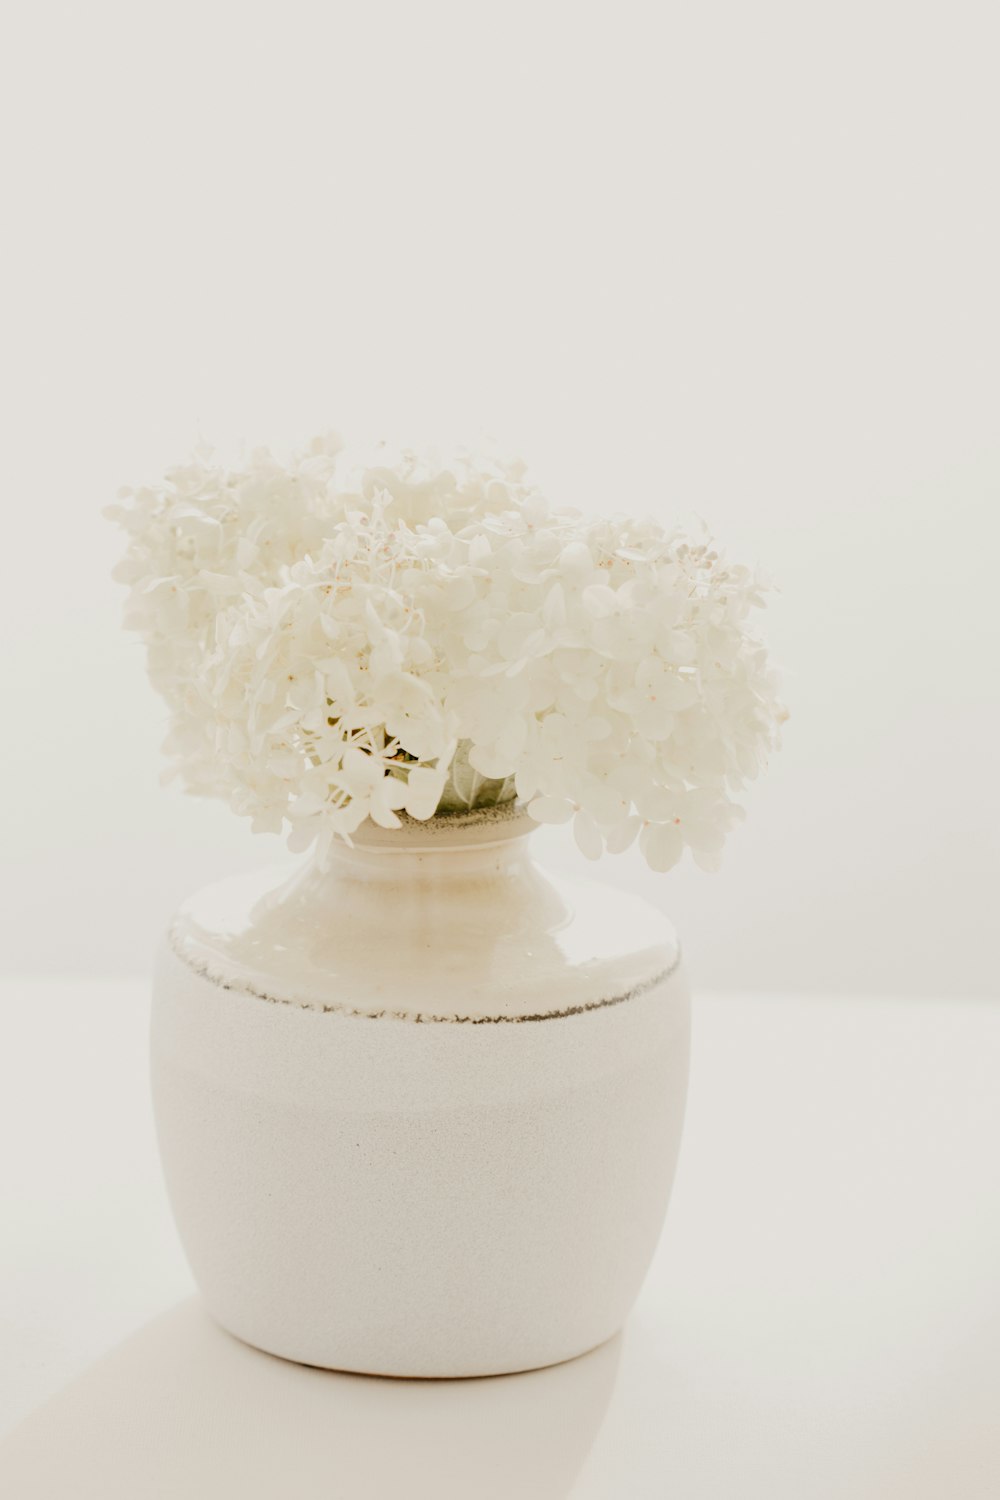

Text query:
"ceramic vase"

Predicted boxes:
[[151, 804, 690, 1377]]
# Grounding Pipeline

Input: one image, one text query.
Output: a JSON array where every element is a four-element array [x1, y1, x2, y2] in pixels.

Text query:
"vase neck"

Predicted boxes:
[[320, 807, 536, 884]]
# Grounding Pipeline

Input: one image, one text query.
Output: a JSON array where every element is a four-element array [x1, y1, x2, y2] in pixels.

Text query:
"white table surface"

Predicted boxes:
[[1, 978, 998, 1498]]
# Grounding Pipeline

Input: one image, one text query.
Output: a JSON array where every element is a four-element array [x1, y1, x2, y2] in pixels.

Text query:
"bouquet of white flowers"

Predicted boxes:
[[109, 433, 783, 871]]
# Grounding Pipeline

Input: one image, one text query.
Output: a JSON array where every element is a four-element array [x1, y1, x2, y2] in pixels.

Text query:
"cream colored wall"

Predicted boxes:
[[1, 2, 996, 995]]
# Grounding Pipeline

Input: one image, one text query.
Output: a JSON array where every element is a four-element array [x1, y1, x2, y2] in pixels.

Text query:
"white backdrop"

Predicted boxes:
[[1, 2, 997, 997]]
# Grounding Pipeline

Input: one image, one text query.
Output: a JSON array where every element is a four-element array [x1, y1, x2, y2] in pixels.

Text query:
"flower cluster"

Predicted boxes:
[[108, 434, 784, 870]]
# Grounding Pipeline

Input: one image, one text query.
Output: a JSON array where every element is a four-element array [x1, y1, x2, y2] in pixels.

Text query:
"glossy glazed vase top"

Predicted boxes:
[[169, 805, 681, 1024], [153, 807, 691, 1377]]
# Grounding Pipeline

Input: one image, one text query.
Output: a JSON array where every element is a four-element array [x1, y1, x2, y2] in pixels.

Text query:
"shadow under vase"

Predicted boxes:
[[0, 1298, 622, 1500]]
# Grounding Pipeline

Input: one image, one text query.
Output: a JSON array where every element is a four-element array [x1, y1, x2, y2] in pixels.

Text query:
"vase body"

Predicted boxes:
[[151, 807, 690, 1377]]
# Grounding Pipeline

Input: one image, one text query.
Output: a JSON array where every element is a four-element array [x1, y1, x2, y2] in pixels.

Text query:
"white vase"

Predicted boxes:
[[151, 804, 690, 1378]]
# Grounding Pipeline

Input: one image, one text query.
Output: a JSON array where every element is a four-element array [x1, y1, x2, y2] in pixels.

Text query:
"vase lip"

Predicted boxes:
[[348, 799, 535, 853]]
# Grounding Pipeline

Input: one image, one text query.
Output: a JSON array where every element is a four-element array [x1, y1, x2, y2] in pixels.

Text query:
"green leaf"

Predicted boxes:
[[437, 741, 517, 813]]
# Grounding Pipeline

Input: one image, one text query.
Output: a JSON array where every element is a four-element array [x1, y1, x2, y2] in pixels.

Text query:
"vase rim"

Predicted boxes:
[[349, 799, 535, 853]]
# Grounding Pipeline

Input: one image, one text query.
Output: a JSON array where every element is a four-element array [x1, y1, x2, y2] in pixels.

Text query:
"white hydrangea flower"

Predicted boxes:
[[108, 433, 785, 870]]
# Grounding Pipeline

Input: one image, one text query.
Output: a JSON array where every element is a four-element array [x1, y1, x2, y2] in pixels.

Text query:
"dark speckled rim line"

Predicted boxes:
[[168, 923, 683, 1025]]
